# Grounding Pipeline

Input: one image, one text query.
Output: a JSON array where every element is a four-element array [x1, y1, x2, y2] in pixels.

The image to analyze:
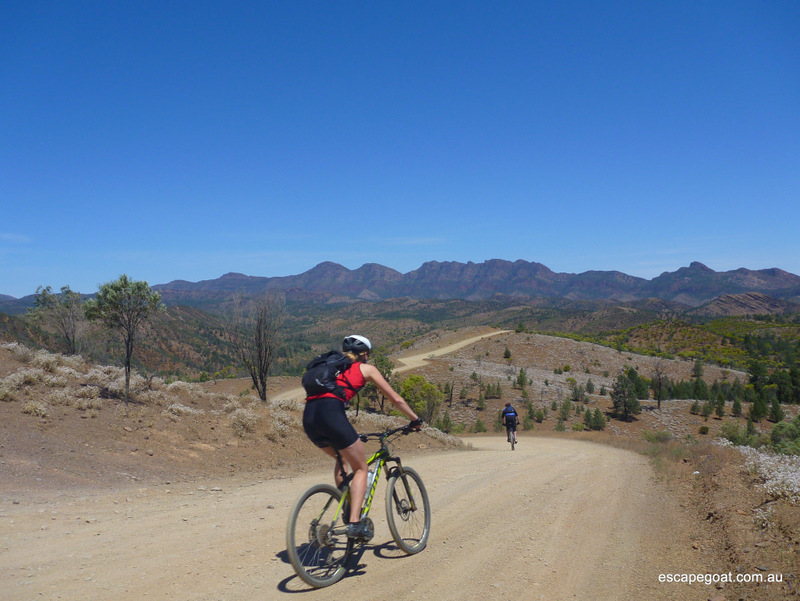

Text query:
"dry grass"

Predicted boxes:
[[229, 407, 260, 437], [0, 342, 471, 450]]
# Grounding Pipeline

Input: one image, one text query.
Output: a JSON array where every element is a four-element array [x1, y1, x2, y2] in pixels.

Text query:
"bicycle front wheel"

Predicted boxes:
[[286, 483, 353, 588], [385, 467, 430, 554]]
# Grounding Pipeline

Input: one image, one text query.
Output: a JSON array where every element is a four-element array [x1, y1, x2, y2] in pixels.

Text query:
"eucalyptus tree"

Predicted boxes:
[[85, 275, 163, 404], [28, 285, 87, 354]]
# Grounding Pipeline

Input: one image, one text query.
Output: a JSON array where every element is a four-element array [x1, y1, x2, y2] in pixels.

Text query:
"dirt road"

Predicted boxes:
[[2, 435, 715, 601]]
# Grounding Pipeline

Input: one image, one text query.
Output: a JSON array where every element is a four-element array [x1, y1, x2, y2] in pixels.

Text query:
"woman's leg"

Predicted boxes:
[[337, 438, 367, 524], [320, 441, 367, 523], [320, 446, 348, 487]]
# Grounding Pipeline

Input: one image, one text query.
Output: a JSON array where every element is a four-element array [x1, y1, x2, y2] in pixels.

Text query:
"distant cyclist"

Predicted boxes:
[[501, 402, 518, 444]]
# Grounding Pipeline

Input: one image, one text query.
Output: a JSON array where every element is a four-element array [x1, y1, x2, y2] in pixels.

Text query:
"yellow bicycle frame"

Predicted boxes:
[[335, 446, 391, 523]]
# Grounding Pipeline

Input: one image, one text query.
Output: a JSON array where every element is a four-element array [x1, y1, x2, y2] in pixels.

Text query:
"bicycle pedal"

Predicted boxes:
[[346, 518, 374, 542]]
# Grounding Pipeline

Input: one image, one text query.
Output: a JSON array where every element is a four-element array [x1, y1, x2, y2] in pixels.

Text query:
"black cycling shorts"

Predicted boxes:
[[505, 422, 517, 432], [302, 397, 359, 451]]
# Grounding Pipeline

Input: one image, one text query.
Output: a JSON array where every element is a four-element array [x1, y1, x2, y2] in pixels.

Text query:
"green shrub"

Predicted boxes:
[[643, 430, 672, 443], [435, 411, 453, 433], [770, 414, 800, 455], [720, 420, 769, 448], [699, 426, 709, 435]]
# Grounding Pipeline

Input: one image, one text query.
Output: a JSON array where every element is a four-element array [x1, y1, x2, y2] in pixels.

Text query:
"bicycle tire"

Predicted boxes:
[[511, 436, 515, 450], [385, 467, 430, 554], [286, 483, 353, 588]]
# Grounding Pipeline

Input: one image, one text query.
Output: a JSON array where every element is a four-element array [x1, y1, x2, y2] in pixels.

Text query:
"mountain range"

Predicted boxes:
[[2, 260, 800, 315], [151, 260, 800, 308]]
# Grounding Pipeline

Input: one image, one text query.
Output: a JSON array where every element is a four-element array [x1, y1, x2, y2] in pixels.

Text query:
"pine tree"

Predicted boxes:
[[516, 367, 527, 389], [750, 393, 769, 422], [769, 397, 785, 423], [592, 408, 606, 430], [611, 373, 641, 421]]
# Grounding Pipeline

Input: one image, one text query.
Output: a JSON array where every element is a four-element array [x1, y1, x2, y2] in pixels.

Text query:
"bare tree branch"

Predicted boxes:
[[225, 293, 286, 401]]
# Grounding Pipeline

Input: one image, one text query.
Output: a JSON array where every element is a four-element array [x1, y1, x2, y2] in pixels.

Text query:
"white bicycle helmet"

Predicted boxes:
[[342, 335, 372, 354]]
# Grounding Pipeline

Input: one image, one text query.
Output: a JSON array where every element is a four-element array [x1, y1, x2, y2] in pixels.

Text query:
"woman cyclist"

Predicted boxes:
[[302, 335, 422, 538]]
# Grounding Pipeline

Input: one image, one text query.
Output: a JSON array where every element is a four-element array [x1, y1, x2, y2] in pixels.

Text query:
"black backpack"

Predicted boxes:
[[302, 350, 355, 401], [503, 407, 517, 424]]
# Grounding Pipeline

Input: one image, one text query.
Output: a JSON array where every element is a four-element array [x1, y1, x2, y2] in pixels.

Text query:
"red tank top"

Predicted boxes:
[[307, 362, 366, 403]]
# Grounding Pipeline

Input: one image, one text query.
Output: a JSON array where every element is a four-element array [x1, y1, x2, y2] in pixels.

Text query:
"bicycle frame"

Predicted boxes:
[[334, 426, 414, 525]]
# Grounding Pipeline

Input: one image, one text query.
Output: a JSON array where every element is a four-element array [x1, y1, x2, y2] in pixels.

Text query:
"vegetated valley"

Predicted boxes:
[[2, 293, 800, 600]]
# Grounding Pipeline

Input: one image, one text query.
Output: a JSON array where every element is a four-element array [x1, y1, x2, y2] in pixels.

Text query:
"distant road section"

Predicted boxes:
[[394, 329, 510, 373]]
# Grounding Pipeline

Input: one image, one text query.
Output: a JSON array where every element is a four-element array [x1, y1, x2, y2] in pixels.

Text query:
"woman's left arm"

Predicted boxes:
[[359, 363, 419, 421]]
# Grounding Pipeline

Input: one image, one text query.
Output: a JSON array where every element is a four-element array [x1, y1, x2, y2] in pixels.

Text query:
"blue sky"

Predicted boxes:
[[2, 1, 799, 299]]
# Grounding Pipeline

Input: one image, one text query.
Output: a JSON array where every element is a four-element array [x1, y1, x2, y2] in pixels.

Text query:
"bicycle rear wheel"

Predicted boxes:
[[286, 483, 353, 588], [385, 467, 430, 554], [511, 435, 515, 450]]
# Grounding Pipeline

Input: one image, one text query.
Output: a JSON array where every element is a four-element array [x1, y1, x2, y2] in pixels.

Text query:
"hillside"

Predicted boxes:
[[690, 292, 800, 317], [3, 289, 800, 382]]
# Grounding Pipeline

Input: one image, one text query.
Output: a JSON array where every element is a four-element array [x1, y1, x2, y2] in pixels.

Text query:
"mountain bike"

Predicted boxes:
[[286, 424, 431, 588], [506, 425, 516, 450]]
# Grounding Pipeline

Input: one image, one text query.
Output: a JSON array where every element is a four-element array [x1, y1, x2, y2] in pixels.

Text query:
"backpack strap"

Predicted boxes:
[[338, 363, 361, 396]]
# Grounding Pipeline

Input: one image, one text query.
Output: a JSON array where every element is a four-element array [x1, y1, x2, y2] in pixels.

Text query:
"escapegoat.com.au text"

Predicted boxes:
[[659, 572, 783, 585]]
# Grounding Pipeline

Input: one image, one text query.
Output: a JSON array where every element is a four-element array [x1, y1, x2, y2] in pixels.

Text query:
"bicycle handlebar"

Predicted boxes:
[[358, 424, 416, 443]]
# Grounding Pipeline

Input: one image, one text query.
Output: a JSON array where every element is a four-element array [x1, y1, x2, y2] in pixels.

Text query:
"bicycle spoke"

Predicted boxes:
[[286, 485, 352, 587]]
